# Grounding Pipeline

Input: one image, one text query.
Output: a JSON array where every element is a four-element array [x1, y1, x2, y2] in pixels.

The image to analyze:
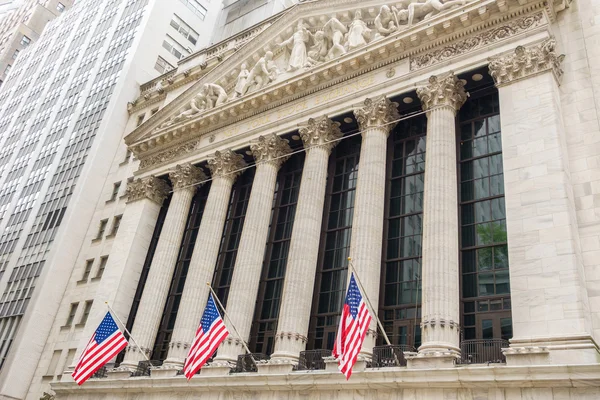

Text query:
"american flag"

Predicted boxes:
[[71, 312, 128, 385], [332, 272, 372, 379], [183, 293, 229, 379]]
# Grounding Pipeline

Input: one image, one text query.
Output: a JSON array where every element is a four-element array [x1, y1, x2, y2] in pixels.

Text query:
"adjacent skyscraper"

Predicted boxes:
[[0, 0, 221, 398]]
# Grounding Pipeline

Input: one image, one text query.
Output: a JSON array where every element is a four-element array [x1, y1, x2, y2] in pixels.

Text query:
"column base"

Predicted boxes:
[[150, 364, 181, 378], [322, 356, 369, 374], [200, 361, 234, 376], [405, 351, 459, 369], [258, 359, 295, 374], [504, 334, 600, 366], [107, 366, 134, 379], [323, 356, 339, 372]]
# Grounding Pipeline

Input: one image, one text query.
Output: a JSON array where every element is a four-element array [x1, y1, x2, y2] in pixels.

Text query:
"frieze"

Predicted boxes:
[[139, 139, 201, 170], [410, 12, 545, 70]]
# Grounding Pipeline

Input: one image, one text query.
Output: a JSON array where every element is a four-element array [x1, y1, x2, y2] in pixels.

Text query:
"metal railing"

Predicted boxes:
[[372, 345, 415, 367], [91, 366, 108, 379], [296, 349, 332, 371], [131, 360, 162, 377], [459, 339, 509, 364], [233, 353, 268, 373]]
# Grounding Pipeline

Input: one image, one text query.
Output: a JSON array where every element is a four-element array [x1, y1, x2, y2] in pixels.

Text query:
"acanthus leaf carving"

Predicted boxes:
[[168, 163, 206, 191], [299, 115, 342, 153], [126, 176, 170, 205], [488, 37, 565, 86], [139, 139, 201, 170], [208, 149, 247, 182], [416, 72, 467, 113], [250, 133, 291, 168], [354, 95, 400, 131]]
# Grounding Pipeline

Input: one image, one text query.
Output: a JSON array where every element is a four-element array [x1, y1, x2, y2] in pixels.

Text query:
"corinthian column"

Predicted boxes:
[[350, 96, 399, 356], [120, 163, 205, 369], [270, 117, 342, 365], [214, 134, 291, 364], [408, 73, 467, 368], [163, 150, 246, 370]]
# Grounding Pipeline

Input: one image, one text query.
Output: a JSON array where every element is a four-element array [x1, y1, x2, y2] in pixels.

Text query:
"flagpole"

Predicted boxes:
[[206, 283, 257, 368], [104, 301, 151, 362], [347, 258, 392, 346]]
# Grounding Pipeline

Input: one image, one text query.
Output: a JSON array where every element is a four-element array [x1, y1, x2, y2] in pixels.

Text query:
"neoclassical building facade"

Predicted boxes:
[[41, 0, 600, 398]]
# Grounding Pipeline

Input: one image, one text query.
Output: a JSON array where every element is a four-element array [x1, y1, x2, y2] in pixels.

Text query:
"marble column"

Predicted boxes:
[[120, 163, 205, 369], [350, 96, 400, 357], [408, 73, 467, 368], [270, 117, 342, 365], [214, 134, 291, 364], [163, 150, 246, 369], [490, 40, 597, 365]]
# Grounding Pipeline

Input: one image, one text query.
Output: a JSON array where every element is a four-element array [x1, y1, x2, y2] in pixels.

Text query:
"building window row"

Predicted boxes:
[[78, 256, 108, 283], [170, 14, 199, 45], [178, 0, 207, 20], [93, 216, 121, 241], [63, 300, 94, 327], [162, 35, 190, 60]]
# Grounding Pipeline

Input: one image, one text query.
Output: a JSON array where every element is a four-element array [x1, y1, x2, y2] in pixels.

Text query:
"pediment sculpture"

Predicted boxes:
[[157, 1, 475, 130]]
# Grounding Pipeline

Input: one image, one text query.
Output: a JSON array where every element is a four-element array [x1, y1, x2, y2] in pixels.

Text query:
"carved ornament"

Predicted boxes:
[[416, 73, 467, 113], [275, 331, 308, 344], [169, 163, 206, 191], [354, 95, 400, 131], [139, 139, 201, 170], [126, 176, 170, 205], [207, 149, 247, 181], [299, 116, 342, 153], [488, 37, 565, 87], [250, 134, 292, 168]]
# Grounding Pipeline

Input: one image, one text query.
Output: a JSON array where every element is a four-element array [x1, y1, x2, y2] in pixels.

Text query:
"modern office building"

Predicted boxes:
[[0, 0, 74, 86], [6, 0, 600, 398], [0, 0, 222, 399]]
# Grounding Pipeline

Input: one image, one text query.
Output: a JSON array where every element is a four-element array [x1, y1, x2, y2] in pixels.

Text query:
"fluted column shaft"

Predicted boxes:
[[416, 73, 467, 356], [350, 96, 399, 355], [165, 150, 246, 367], [121, 164, 205, 367], [216, 134, 291, 363], [271, 117, 342, 362]]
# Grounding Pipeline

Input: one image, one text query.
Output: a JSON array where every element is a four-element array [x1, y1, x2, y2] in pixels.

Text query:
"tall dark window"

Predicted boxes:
[[152, 184, 211, 361], [380, 113, 426, 349], [458, 89, 512, 341], [249, 153, 304, 355], [308, 135, 361, 351], [212, 169, 255, 306]]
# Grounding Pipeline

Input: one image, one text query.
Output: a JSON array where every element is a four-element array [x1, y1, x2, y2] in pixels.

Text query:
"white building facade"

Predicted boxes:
[[0, 0, 221, 399], [9, 0, 600, 398]]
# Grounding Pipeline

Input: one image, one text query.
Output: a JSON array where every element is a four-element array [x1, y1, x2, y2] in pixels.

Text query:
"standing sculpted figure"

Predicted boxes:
[[323, 16, 348, 60], [241, 51, 278, 95], [345, 10, 371, 51], [280, 21, 313, 72], [234, 63, 250, 98]]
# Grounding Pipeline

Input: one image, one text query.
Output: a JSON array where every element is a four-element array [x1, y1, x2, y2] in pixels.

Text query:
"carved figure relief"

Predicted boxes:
[[280, 21, 313, 72], [234, 63, 250, 98], [161, 83, 228, 127], [345, 11, 372, 51], [407, 0, 469, 26], [241, 51, 279, 96], [374, 5, 400, 40], [306, 30, 329, 66], [324, 16, 348, 60]]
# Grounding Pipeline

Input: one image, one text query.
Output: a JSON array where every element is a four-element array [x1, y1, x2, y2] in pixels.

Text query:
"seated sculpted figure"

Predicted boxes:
[[198, 83, 228, 109], [345, 10, 371, 51], [323, 16, 348, 60], [241, 51, 278, 95], [306, 30, 329, 66], [374, 5, 399, 40], [407, 0, 470, 26]]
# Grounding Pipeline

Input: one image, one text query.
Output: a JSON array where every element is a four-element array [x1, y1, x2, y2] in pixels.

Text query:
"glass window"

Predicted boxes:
[[57, 2, 65, 12], [79, 301, 93, 325], [20, 36, 31, 46], [95, 219, 108, 240], [95, 256, 108, 279], [81, 259, 93, 281], [170, 14, 199, 45], [110, 215, 122, 235], [109, 182, 121, 201], [65, 303, 78, 326], [154, 56, 174, 74], [11, 50, 19, 60]]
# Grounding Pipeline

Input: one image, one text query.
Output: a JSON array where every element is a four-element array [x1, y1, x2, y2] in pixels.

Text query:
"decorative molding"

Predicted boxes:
[[250, 133, 292, 168], [168, 163, 206, 191], [416, 72, 467, 113], [410, 12, 544, 70], [488, 37, 565, 86], [420, 318, 460, 330], [207, 149, 247, 182], [139, 139, 201, 170], [125, 176, 170, 205], [275, 331, 308, 344], [298, 116, 343, 153], [354, 95, 400, 131]]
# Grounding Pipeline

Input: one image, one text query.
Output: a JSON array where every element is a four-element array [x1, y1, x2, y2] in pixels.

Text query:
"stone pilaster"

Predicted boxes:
[[163, 150, 246, 370], [269, 117, 342, 366], [214, 134, 291, 364], [408, 73, 467, 369], [120, 163, 205, 369], [490, 41, 598, 365], [350, 96, 400, 357]]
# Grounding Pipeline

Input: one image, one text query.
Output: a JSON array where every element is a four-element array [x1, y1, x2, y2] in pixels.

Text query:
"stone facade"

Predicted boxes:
[[8, 0, 600, 398]]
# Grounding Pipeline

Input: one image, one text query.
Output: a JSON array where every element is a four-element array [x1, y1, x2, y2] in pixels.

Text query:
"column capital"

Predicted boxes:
[[207, 149, 247, 182], [169, 163, 206, 191], [250, 133, 291, 168], [488, 37, 565, 87], [417, 72, 467, 113], [126, 176, 170, 205], [354, 95, 400, 132], [299, 116, 343, 153]]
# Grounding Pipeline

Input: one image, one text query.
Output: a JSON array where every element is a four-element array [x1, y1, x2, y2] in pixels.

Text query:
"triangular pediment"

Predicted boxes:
[[126, 0, 553, 161]]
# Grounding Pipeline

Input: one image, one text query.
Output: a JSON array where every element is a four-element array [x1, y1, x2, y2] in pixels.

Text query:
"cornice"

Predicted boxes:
[[130, 0, 555, 172]]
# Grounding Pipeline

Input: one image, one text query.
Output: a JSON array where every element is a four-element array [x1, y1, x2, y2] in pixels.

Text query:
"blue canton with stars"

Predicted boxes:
[[95, 312, 120, 344], [201, 294, 221, 333], [345, 274, 362, 319]]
